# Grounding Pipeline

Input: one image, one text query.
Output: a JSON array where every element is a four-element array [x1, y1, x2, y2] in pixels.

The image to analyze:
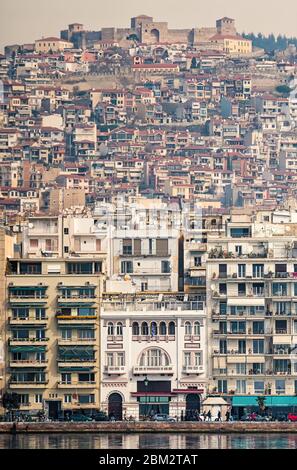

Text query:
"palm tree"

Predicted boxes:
[[257, 396, 266, 416]]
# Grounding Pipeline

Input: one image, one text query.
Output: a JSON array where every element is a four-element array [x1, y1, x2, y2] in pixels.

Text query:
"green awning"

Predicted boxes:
[[232, 396, 297, 407], [10, 325, 46, 329], [9, 286, 47, 291], [9, 302, 47, 306], [58, 303, 95, 307], [9, 346, 46, 353]]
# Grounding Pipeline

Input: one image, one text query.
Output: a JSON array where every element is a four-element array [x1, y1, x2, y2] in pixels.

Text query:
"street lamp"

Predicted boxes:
[[144, 375, 149, 420]]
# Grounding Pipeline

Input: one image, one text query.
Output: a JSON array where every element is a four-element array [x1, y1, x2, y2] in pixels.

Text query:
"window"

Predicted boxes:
[[220, 339, 227, 354], [18, 394, 29, 405], [141, 322, 149, 336], [184, 352, 191, 366], [30, 239, 38, 248], [116, 322, 123, 336], [139, 348, 170, 367], [238, 264, 246, 278], [35, 308, 46, 320], [253, 321, 264, 334], [78, 394, 95, 404], [35, 394, 42, 404], [253, 340, 264, 354], [194, 256, 202, 267], [238, 283, 246, 296], [64, 394, 72, 403], [161, 261, 170, 273], [194, 352, 201, 366], [218, 380, 227, 393], [235, 245, 242, 256], [275, 379, 285, 394], [236, 380, 246, 393], [238, 340, 246, 354], [253, 264, 264, 278], [219, 283, 227, 295], [159, 322, 166, 335], [151, 322, 158, 336], [61, 373, 71, 384], [64, 228, 69, 235], [185, 322, 192, 335], [107, 322, 114, 335], [254, 381, 264, 394], [236, 364, 246, 375], [141, 282, 148, 292], [62, 329, 72, 341], [194, 322, 200, 335], [132, 322, 139, 335], [168, 321, 175, 335]]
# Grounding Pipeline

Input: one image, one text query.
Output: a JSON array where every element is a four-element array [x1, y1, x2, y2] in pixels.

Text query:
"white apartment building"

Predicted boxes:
[[100, 291, 207, 420], [207, 212, 297, 417]]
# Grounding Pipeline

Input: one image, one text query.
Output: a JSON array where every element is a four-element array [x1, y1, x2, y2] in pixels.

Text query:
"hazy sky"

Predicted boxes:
[[1, 0, 297, 51]]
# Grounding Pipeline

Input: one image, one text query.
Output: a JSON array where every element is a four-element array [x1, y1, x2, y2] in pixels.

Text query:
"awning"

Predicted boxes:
[[58, 367, 94, 372], [232, 396, 297, 407], [58, 303, 95, 307], [9, 346, 46, 353], [172, 389, 204, 394], [9, 302, 47, 306], [9, 286, 47, 291], [131, 392, 175, 397]]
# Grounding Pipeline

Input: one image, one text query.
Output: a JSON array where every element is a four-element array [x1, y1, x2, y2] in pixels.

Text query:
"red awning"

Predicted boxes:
[[172, 389, 204, 394], [131, 392, 175, 397]]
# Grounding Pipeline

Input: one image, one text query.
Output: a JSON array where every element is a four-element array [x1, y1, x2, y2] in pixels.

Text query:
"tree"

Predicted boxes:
[[256, 396, 266, 416], [275, 84, 292, 97], [2, 393, 20, 420], [191, 57, 197, 69]]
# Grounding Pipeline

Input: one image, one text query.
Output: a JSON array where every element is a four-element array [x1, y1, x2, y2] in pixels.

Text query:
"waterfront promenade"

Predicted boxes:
[[0, 421, 297, 434]]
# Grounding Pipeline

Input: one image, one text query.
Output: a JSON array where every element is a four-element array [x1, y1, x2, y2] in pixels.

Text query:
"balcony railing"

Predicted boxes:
[[102, 301, 204, 311], [182, 365, 204, 374], [133, 365, 173, 374], [104, 366, 126, 374]]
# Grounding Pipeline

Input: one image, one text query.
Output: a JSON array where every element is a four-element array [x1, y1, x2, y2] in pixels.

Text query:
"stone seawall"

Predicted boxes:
[[0, 422, 297, 434]]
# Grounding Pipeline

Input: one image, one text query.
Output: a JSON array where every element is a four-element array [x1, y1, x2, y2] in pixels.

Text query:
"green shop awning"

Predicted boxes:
[[9, 346, 46, 353], [232, 396, 297, 407]]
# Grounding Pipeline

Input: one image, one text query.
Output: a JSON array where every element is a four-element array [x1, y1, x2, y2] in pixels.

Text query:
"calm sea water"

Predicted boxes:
[[0, 433, 296, 449]]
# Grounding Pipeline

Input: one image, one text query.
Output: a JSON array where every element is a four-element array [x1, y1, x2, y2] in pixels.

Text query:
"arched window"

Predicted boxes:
[[107, 322, 114, 335], [116, 322, 123, 336], [194, 322, 200, 336], [141, 322, 149, 336], [139, 348, 170, 367], [168, 321, 175, 335], [132, 322, 139, 335], [150, 321, 158, 336], [159, 322, 167, 335], [185, 321, 192, 335]]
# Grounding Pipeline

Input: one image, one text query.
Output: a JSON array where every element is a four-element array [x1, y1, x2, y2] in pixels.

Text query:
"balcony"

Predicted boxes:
[[133, 365, 174, 375], [120, 250, 171, 257], [185, 242, 207, 252], [58, 338, 96, 345], [9, 317, 48, 325], [57, 381, 96, 389], [9, 360, 48, 368], [182, 365, 204, 374], [56, 313, 98, 322], [9, 338, 49, 346], [104, 366, 126, 375], [9, 381, 48, 388]]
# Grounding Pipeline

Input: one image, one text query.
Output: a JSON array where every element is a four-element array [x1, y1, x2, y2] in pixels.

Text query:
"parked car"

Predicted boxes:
[[288, 413, 297, 422], [91, 411, 108, 422], [151, 414, 176, 422], [71, 414, 93, 422]]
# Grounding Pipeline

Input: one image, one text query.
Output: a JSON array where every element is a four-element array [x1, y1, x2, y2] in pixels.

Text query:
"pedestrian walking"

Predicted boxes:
[[225, 410, 230, 422], [217, 410, 221, 422], [207, 410, 212, 422], [203, 411, 207, 421]]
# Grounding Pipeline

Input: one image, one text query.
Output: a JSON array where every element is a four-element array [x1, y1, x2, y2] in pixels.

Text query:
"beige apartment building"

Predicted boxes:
[[4, 257, 104, 419]]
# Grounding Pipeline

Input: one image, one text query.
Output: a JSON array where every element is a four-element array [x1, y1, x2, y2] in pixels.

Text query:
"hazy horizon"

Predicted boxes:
[[1, 0, 297, 51]]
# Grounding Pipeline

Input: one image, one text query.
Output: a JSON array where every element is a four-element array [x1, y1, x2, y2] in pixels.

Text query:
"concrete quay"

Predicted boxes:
[[0, 421, 297, 434]]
